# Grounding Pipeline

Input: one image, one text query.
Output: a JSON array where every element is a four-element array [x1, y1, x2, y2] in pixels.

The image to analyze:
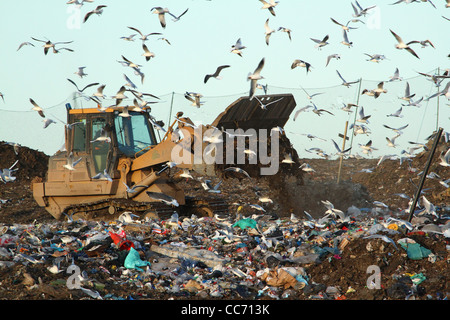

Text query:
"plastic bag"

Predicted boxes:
[[232, 218, 257, 230], [124, 247, 151, 271], [398, 239, 432, 260]]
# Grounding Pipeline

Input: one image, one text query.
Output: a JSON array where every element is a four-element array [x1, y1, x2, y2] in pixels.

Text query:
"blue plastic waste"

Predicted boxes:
[[400, 242, 432, 260], [124, 247, 151, 271], [232, 218, 257, 230]]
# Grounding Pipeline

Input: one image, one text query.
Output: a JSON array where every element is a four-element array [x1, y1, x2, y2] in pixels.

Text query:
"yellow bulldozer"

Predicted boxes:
[[32, 93, 296, 220]]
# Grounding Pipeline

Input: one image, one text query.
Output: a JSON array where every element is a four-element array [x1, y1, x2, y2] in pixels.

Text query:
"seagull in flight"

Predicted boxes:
[[29, 98, 45, 118], [326, 54, 341, 67], [142, 44, 155, 61], [390, 29, 420, 59], [204, 65, 230, 83], [389, 68, 403, 81], [399, 82, 415, 101], [310, 35, 329, 49], [17, 41, 34, 51], [184, 92, 204, 107], [407, 39, 435, 48], [330, 17, 358, 31], [300, 87, 324, 100], [169, 8, 189, 22], [83, 5, 107, 23], [383, 124, 409, 134], [341, 29, 353, 47], [254, 96, 284, 110], [231, 38, 246, 57], [31, 37, 74, 55], [387, 106, 404, 118], [356, 106, 371, 124], [359, 140, 378, 155], [362, 82, 387, 98], [127, 26, 161, 43], [293, 105, 313, 120], [201, 179, 223, 194], [336, 70, 359, 87], [291, 59, 312, 74], [332, 139, 351, 156], [439, 148, 450, 167], [146, 191, 179, 206], [119, 55, 142, 69], [123, 182, 147, 194], [352, 1, 376, 17], [92, 169, 113, 182], [260, 0, 279, 16], [364, 53, 387, 63], [248, 57, 265, 100], [151, 7, 171, 28], [63, 152, 82, 171], [224, 167, 251, 178], [402, 96, 423, 107], [120, 34, 137, 42], [264, 18, 275, 45], [341, 103, 359, 113], [278, 27, 292, 41], [67, 78, 99, 94], [74, 67, 88, 78], [311, 102, 334, 116]]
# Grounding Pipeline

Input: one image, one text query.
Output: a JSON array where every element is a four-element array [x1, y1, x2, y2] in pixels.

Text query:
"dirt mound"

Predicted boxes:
[[0, 141, 51, 224], [352, 134, 450, 211]]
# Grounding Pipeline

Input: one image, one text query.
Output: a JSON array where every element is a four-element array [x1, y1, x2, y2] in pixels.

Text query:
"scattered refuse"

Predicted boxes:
[[0, 200, 448, 300], [0, 139, 449, 300]]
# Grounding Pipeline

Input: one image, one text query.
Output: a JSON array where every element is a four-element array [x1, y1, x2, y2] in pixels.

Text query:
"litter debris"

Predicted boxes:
[[0, 138, 449, 301]]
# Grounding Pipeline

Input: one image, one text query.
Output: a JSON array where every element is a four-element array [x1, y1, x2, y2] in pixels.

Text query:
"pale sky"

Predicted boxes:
[[0, 0, 449, 159]]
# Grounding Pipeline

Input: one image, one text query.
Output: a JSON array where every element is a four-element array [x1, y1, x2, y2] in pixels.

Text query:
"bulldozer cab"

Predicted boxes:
[[66, 104, 158, 176]]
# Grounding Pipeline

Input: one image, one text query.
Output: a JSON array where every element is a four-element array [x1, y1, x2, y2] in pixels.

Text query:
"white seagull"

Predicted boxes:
[[278, 27, 292, 41], [326, 54, 341, 67], [231, 38, 246, 57], [92, 169, 113, 182], [264, 18, 275, 45], [337, 70, 359, 87], [83, 5, 107, 23], [254, 96, 284, 110], [291, 59, 312, 74], [150, 7, 171, 28], [260, 0, 279, 16], [389, 68, 403, 81], [248, 58, 265, 100], [31, 37, 74, 55], [390, 29, 420, 59], [142, 44, 155, 61], [332, 139, 351, 156], [387, 106, 404, 118], [127, 26, 161, 43], [438, 148, 450, 167], [29, 98, 45, 118], [330, 17, 358, 31], [74, 67, 88, 78], [310, 34, 329, 49], [204, 65, 230, 84], [63, 152, 82, 171]]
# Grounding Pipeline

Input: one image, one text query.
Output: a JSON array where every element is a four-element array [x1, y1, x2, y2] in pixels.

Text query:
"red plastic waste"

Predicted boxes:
[[109, 231, 134, 251]]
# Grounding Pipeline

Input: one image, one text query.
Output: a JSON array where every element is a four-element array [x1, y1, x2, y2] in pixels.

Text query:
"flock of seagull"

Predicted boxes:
[[1, 1, 450, 219]]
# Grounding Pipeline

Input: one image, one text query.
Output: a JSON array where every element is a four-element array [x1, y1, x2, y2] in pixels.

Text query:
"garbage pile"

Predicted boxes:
[[0, 204, 448, 300]]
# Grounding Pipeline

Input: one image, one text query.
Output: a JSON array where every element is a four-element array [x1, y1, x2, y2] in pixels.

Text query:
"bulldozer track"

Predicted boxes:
[[64, 196, 230, 221]]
